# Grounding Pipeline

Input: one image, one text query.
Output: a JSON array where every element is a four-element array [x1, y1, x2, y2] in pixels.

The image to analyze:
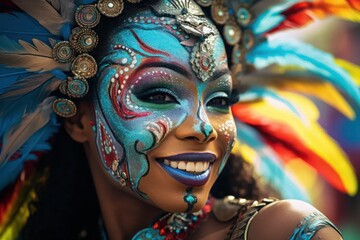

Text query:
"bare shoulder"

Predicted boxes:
[[248, 199, 343, 240]]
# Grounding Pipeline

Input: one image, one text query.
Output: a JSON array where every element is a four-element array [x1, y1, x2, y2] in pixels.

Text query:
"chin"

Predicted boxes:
[[151, 190, 209, 213]]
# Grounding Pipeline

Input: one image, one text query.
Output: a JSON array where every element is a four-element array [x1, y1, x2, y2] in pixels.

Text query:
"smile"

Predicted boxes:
[[157, 153, 216, 186]]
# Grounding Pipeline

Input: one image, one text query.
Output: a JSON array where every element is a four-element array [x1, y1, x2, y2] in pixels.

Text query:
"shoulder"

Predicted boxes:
[[247, 199, 343, 240]]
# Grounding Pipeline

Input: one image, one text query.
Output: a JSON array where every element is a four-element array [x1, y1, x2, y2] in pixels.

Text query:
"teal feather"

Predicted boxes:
[[235, 121, 309, 201], [246, 40, 360, 105]]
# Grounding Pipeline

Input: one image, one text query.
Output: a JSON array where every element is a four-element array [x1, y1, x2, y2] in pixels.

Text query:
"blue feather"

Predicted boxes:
[[240, 87, 304, 119], [0, 115, 59, 191], [235, 121, 310, 201], [246, 40, 360, 105], [0, 12, 56, 44], [0, 75, 57, 138]]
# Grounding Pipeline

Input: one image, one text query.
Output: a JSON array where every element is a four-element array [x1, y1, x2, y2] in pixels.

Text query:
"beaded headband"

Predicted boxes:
[[48, 0, 257, 118]]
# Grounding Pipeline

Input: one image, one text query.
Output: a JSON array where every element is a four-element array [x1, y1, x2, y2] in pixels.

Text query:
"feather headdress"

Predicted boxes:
[[0, 0, 360, 238]]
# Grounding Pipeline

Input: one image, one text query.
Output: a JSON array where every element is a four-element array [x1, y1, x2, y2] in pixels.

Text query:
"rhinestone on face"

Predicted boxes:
[[52, 98, 77, 118], [52, 41, 75, 63], [75, 5, 101, 28], [71, 54, 98, 79], [97, 0, 124, 17]]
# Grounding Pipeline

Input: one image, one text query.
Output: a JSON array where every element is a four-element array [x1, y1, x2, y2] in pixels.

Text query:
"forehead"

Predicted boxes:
[[99, 9, 230, 85]]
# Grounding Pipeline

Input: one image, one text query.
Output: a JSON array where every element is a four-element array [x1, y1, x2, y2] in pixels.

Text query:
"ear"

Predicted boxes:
[[64, 102, 94, 143]]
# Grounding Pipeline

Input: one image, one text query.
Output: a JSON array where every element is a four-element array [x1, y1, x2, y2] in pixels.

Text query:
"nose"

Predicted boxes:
[[175, 105, 217, 143]]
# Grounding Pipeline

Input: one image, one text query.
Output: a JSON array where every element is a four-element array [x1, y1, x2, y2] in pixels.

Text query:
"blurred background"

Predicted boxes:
[[275, 18, 360, 239]]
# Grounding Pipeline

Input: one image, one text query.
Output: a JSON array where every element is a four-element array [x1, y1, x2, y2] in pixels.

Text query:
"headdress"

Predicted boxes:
[[0, 0, 360, 238]]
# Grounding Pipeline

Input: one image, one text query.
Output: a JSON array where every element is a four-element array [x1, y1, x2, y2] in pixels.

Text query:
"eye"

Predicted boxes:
[[207, 97, 230, 108], [137, 89, 178, 104]]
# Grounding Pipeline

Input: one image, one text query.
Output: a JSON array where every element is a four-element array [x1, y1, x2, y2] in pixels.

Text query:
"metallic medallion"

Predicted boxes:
[[195, 0, 213, 7], [52, 41, 74, 63], [52, 98, 77, 118], [75, 5, 101, 28], [211, 1, 229, 25], [231, 43, 246, 65], [97, 0, 124, 17], [58, 80, 68, 95], [242, 30, 255, 49], [236, 7, 252, 27], [223, 20, 241, 46], [67, 78, 89, 98], [71, 54, 98, 79], [151, 0, 204, 16], [176, 13, 215, 37], [70, 28, 99, 53]]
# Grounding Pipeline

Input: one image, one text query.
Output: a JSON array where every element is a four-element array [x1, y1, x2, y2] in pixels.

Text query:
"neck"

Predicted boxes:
[[85, 144, 164, 240]]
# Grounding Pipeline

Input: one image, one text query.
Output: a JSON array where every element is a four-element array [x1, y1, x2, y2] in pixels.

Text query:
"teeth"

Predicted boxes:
[[163, 159, 211, 173], [178, 161, 186, 170], [195, 162, 203, 172], [170, 161, 178, 168], [186, 162, 195, 172]]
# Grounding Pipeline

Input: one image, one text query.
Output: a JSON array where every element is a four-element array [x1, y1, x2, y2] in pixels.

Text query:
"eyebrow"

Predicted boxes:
[[209, 68, 231, 82], [135, 59, 193, 79]]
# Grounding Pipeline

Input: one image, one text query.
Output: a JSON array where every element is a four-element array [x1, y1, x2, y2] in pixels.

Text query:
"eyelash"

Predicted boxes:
[[207, 96, 230, 109], [137, 89, 178, 104]]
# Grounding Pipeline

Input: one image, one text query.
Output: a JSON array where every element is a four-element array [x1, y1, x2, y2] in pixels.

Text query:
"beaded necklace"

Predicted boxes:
[[100, 199, 212, 240]]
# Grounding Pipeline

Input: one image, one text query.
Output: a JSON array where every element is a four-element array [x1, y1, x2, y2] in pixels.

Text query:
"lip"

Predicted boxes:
[[156, 152, 217, 186], [157, 152, 217, 162]]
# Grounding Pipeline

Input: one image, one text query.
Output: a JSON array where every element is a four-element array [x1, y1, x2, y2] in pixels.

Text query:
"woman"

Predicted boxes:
[[0, 0, 354, 239]]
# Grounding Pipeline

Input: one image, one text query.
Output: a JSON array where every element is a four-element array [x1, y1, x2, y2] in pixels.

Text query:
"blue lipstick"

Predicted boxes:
[[157, 152, 216, 186]]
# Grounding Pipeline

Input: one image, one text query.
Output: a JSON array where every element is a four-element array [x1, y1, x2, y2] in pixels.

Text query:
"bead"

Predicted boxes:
[[120, 170, 128, 180], [97, 0, 124, 17], [52, 98, 77, 118], [119, 178, 126, 186]]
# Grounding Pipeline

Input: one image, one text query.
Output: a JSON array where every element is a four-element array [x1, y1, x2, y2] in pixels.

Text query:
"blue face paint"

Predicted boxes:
[[92, 6, 236, 203]]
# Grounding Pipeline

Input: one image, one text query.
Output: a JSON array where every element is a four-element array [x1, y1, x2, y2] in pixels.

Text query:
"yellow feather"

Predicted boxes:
[[335, 59, 360, 86], [249, 96, 358, 195]]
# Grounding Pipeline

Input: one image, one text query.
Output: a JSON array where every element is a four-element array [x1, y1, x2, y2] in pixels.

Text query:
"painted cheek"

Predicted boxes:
[[216, 117, 236, 174]]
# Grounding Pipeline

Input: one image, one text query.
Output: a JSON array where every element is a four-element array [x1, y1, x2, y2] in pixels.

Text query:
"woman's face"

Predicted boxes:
[[92, 8, 236, 212]]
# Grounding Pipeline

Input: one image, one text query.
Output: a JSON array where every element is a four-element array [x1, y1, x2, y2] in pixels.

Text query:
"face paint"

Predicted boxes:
[[92, 2, 236, 211]]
